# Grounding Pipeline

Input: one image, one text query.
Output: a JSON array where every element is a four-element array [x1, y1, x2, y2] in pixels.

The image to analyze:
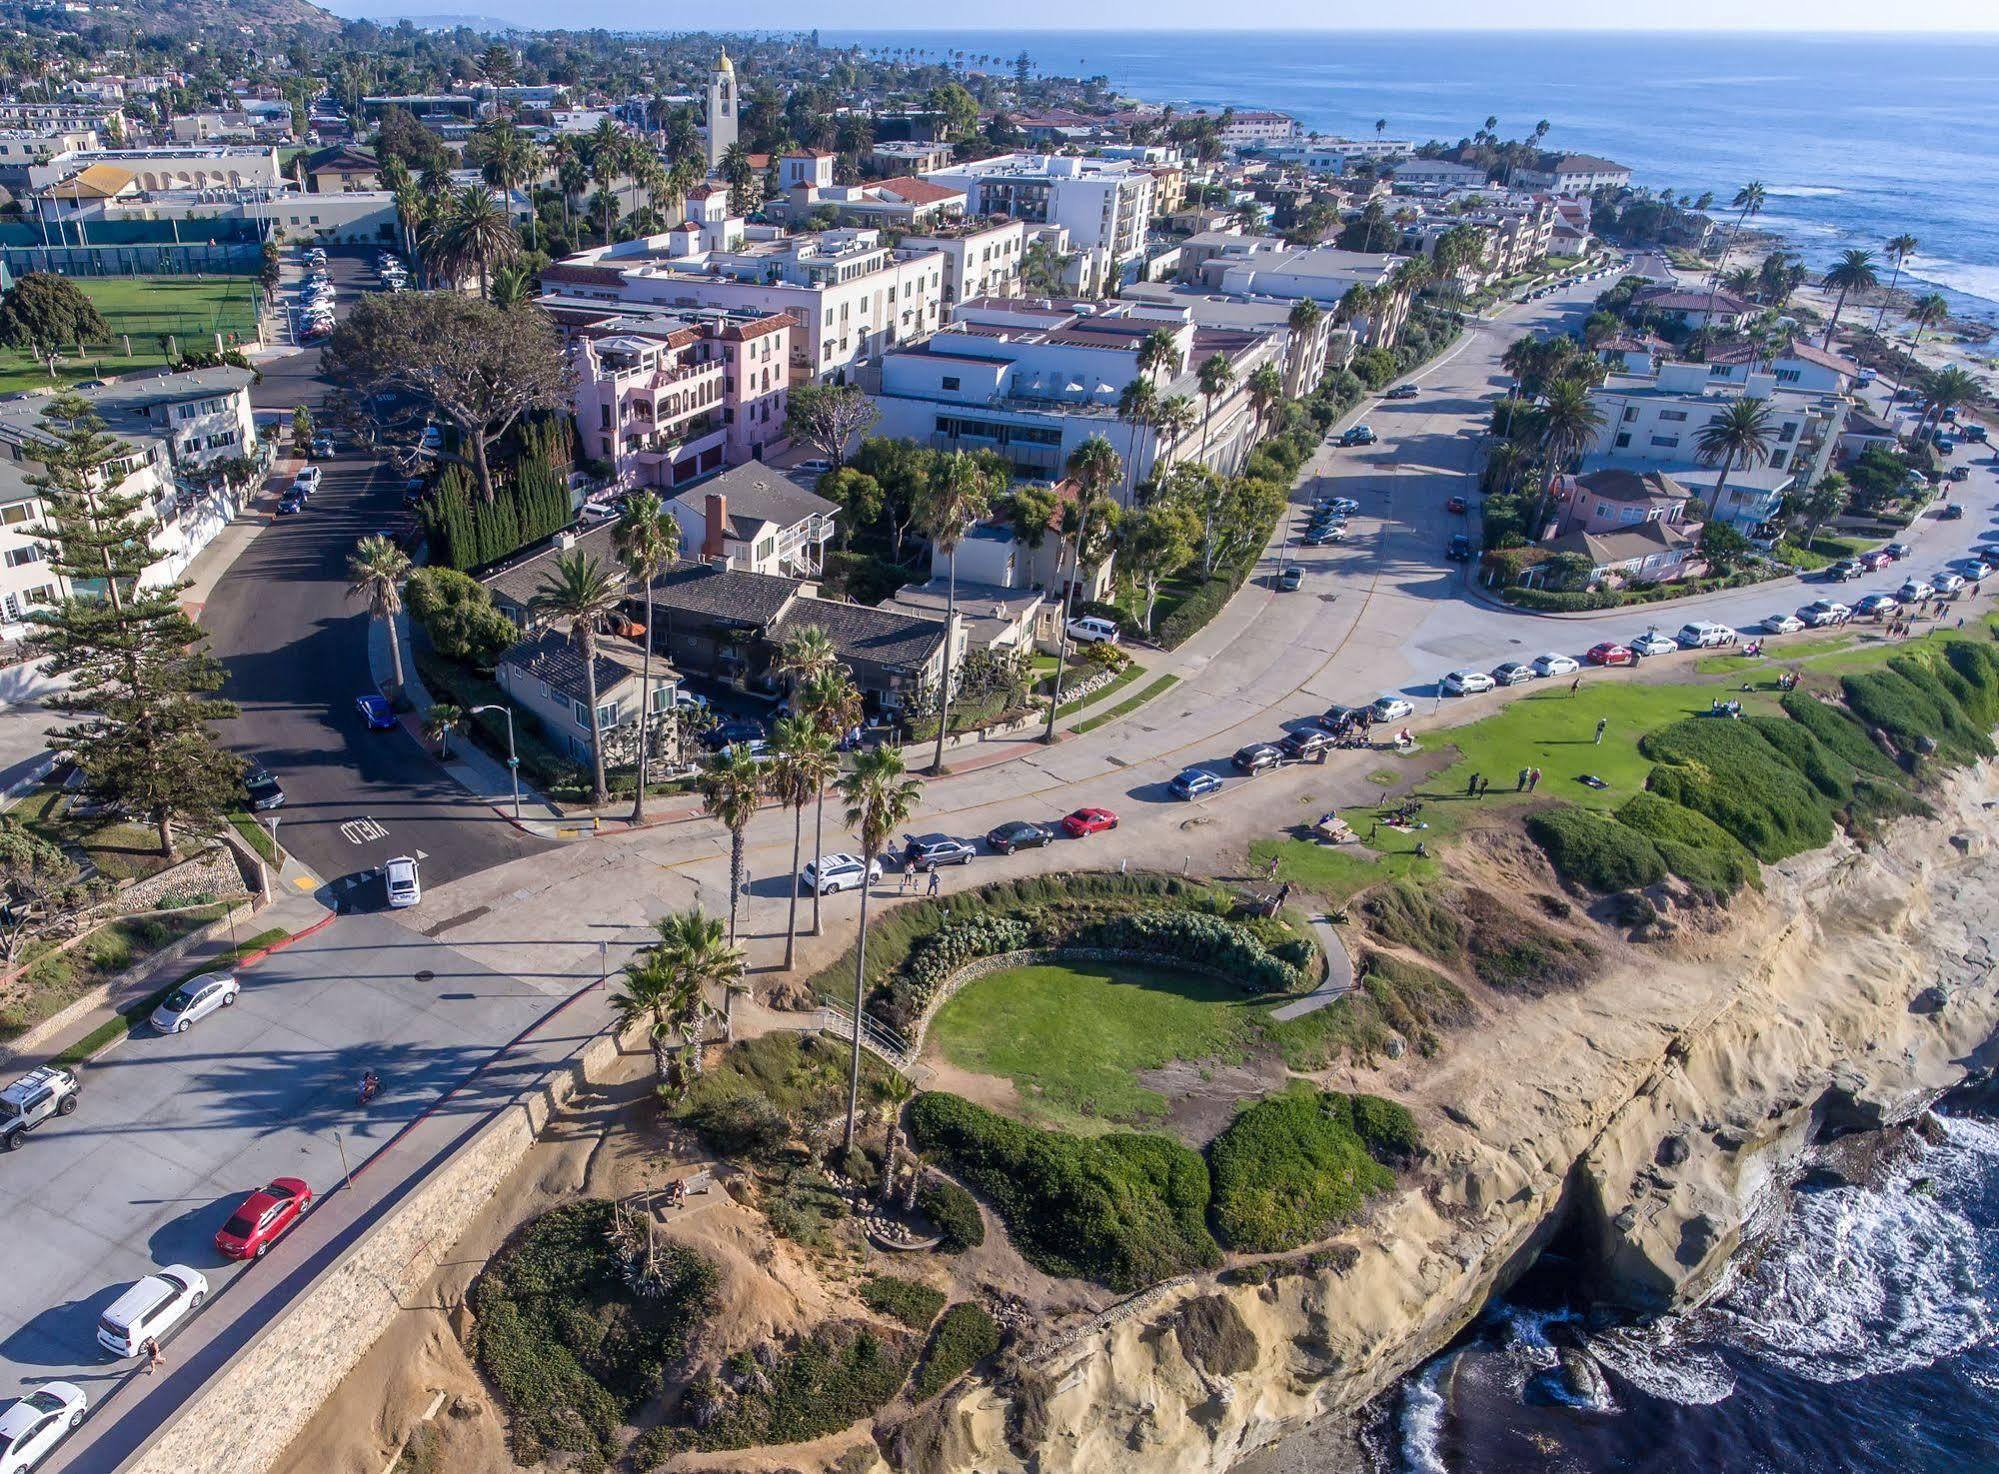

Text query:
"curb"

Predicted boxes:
[[234, 910, 338, 971]]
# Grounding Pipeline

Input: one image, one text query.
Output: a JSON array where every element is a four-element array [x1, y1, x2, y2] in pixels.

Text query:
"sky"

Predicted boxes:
[[322, 3, 1999, 32]]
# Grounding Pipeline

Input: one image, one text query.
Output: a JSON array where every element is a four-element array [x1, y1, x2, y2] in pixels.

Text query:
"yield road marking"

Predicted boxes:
[[340, 817, 389, 844]]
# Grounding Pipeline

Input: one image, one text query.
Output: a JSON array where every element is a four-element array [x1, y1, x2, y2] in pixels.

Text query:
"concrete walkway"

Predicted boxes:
[[1268, 915, 1358, 1021]]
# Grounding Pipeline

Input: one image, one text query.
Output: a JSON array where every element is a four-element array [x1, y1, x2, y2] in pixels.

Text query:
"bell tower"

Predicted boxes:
[[705, 48, 737, 170]]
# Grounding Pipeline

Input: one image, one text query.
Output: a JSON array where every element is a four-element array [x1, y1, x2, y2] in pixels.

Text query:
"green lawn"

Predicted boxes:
[[1697, 634, 1860, 675], [1250, 821, 1441, 906], [0, 275, 261, 393], [930, 960, 1267, 1130], [1055, 659, 1144, 718]]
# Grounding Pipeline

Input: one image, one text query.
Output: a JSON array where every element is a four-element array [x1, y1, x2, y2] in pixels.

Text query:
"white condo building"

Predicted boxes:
[[921, 153, 1156, 269]]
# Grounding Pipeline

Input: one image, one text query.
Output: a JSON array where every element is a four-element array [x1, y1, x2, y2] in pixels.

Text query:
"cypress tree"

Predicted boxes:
[[25, 395, 242, 857]]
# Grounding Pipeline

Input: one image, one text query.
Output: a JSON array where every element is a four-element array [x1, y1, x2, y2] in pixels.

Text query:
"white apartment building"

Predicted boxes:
[[1586, 361, 1850, 531], [902, 218, 1027, 307], [1389, 159, 1492, 191], [1185, 241, 1413, 346], [1512, 154, 1632, 195], [922, 153, 1155, 267], [27, 143, 281, 193], [540, 192, 947, 385], [0, 368, 258, 636], [871, 297, 1283, 499], [0, 127, 99, 187], [90, 186, 399, 244]]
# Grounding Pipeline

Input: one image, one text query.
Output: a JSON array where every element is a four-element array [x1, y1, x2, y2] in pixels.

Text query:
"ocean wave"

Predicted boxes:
[[1396, 1355, 1453, 1474], [1903, 257, 1999, 312], [1766, 185, 1846, 198], [1703, 1133, 1995, 1384], [1587, 1325, 1737, 1405]]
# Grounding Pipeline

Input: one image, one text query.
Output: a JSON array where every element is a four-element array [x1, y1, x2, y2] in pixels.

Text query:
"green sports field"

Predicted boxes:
[[0, 275, 262, 394]]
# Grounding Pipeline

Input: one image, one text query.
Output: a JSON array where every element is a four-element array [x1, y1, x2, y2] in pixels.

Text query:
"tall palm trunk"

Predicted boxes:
[[582, 639, 608, 806], [631, 582, 655, 823], [810, 784, 828, 937], [1707, 450, 1738, 523], [726, 831, 744, 944], [383, 608, 406, 691], [844, 873, 874, 1153], [930, 545, 959, 775], [784, 802, 804, 970]]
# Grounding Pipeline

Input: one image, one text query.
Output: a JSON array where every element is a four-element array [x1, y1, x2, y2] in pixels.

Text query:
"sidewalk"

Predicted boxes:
[[177, 457, 296, 619]]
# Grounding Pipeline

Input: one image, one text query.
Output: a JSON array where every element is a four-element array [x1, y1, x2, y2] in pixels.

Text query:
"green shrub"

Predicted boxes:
[[1457, 890, 1598, 996], [861, 1276, 946, 1329], [917, 1176, 985, 1252], [1207, 1088, 1407, 1253], [1779, 690, 1905, 780], [673, 1321, 916, 1452], [1359, 881, 1466, 961], [1943, 641, 1999, 728], [670, 1034, 893, 1158], [1614, 793, 1759, 895], [907, 1093, 1220, 1290], [1842, 663, 1992, 765], [472, 1200, 718, 1465], [1742, 715, 1853, 802], [1640, 719, 1836, 860], [1072, 909, 1299, 994], [910, 1302, 1003, 1401], [877, 914, 1032, 1027], [404, 566, 518, 665], [1526, 807, 1667, 893]]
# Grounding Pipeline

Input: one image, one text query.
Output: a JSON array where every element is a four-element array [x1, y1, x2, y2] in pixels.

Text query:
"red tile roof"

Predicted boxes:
[[877, 176, 966, 207]]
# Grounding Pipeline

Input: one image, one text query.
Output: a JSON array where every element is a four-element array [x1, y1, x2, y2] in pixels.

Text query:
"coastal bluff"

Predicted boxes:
[[865, 760, 1999, 1474]]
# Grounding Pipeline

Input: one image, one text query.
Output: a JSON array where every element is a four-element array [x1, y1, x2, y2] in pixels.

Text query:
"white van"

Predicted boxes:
[[1674, 621, 1733, 649], [96, 1266, 208, 1358], [1065, 615, 1121, 646]]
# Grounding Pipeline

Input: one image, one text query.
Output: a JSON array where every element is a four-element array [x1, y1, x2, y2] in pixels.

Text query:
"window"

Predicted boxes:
[[1709, 363, 1732, 377], [1622, 406, 1638, 422], [4, 545, 42, 568], [1659, 410, 1688, 422], [1770, 452, 1788, 470], [1649, 434, 1680, 448], [652, 686, 675, 712], [1775, 368, 1802, 383], [1614, 432, 1632, 449], [941, 376, 960, 391], [1777, 422, 1797, 443], [1, 504, 31, 526]]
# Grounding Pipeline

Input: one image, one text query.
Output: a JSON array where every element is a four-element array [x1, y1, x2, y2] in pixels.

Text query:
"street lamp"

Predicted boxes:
[[470, 703, 522, 819]]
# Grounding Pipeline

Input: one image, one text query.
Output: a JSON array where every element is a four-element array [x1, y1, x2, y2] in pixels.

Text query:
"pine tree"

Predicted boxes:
[[24, 396, 242, 857]]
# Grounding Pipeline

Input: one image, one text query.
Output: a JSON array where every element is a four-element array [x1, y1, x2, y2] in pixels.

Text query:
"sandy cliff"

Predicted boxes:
[[876, 761, 1999, 1474]]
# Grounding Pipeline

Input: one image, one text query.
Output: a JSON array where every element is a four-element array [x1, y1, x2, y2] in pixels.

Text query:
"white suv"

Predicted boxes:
[[0, 1066, 79, 1152], [798, 853, 880, 895], [1675, 621, 1733, 649], [1065, 615, 1121, 646]]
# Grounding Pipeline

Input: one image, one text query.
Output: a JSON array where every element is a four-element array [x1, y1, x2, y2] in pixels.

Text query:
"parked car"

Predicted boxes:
[[1674, 621, 1733, 649], [1442, 668, 1496, 695], [1859, 550, 1893, 572], [419, 424, 444, 451], [243, 765, 285, 811], [1336, 424, 1377, 447], [1585, 642, 1637, 667], [789, 458, 835, 479], [1932, 570, 1966, 594], [903, 835, 975, 871], [1169, 767, 1224, 800], [0, 1382, 87, 1472], [1370, 695, 1414, 721], [215, 1178, 312, 1260], [798, 853, 881, 894], [1321, 703, 1367, 729], [1277, 565, 1304, 591], [1854, 593, 1900, 618], [1065, 615, 1121, 646], [356, 693, 396, 729], [0, 1066, 79, 1153], [984, 821, 1052, 855], [95, 1267, 207, 1359], [1232, 742, 1281, 774], [1823, 559, 1862, 582], [1061, 807, 1119, 836], [1897, 578, 1935, 603], [293, 466, 321, 492], [700, 717, 766, 750], [1316, 496, 1360, 515], [1445, 533, 1473, 562], [276, 489, 306, 515], [1960, 423, 1988, 443], [1797, 600, 1849, 627], [1277, 726, 1336, 757], [383, 854, 421, 908], [1885, 542, 1914, 561], [1492, 660, 1537, 685], [1762, 612, 1805, 635], [1445, 495, 1469, 515], [1951, 557, 1992, 580], [1628, 629, 1679, 657], [1939, 503, 1965, 520], [308, 435, 336, 459], [1531, 652, 1580, 677], [1385, 384, 1420, 400], [150, 972, 238, 1033], [1303, 527, 1348, 547]]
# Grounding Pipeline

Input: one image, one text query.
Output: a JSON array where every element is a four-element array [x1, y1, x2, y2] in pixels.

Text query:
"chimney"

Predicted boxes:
[[704, 492, 728, 561]]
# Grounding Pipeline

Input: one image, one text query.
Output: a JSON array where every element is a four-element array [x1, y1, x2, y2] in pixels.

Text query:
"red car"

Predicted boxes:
[[1446, 495, 1469, 515], [1061, 807, 1119, 837], [215, 1177, 313, 1260], [1585, 642, 1637, 667]]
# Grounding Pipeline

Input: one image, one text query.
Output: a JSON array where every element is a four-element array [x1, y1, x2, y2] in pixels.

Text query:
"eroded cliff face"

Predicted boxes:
[[879, 762, 1999, 1474]]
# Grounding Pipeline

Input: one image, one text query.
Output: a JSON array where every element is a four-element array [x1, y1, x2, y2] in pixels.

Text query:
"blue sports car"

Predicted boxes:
[[356, 694, 397, 730]]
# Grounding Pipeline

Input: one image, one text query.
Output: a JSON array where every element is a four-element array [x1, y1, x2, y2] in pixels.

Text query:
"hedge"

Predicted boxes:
[[1525, 807, 1667, 893], [1207, 1088, 1408, 1253], [907, 1093, 1220, 1291], [917, 1176, 985, 1252], [910, 1302, 1004, 1401], [1072, 909, 1300, 994], [1499, 569, 1770, 612], [861, 1275, 946, 1330]]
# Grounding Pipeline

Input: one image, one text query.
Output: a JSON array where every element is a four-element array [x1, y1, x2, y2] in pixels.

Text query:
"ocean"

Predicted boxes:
[[821, 29, 1999, 329]]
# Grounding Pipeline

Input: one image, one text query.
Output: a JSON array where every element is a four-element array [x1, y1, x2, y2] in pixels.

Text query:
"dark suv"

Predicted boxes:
[[1232, 743, 1281, 774]]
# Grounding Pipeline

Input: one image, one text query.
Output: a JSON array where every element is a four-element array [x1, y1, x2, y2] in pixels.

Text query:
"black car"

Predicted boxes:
[[1321, 703, 1368, 731], [1940, 503, 1965, 520], [243, 766, 285, 812], [700, 717, 766, 751], [904, 834, 976, 871], [1446, 533, 1473, 561], [985, 820, 1053, 854], [1337, 425, 1377, 447], [1232, 742, 1281, 774], [1277, 727, 1334, 759], [1823, 560, 1862, 582]]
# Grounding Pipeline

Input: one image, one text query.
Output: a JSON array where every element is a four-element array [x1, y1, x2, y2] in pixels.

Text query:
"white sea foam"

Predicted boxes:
[[1766, 185, 1846, 198], [1396, 1355, 1453, 1474], [1588, 1325, 1737, 1406], [1904, 257, 1999, 312]]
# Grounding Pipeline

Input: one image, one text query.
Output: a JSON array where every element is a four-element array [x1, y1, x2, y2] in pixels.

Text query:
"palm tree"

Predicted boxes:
[[438, 185, 518, 298], [1045, 437, 1121, 742], [1874, 233, 1919, 336], [1694, 398, 1776, 521], [877, 1070, 916, 1206], [614, 493, 679, 822], [553, 137, 586, 237], [838, 744, 922, 1153], [1701, 180, 1765, 337], [656, 900, 745, 1048], [918, 451, 997, 774], [1245, 363, 1284, 440], [346, 534, 411, 694], [796, 666, 859, 938], [1194, 351, 1234, 471], [488, 262, 532, 310], [609, 950, 689, 1084], [390, 179, 427, 274], [1153, 393, 1195, 477], [770, 715, 837, 972], [698, 745, 766, 947], [1818, 249, 1879, 349], [423, 702, 462, 758], [1916, 365, 1984, 441], [1904, 291, 1950, 370], [1136, 326, 1179, 389], [1531, 379, 1606, 533], [529, 550, 625, 808], [1115, 377, 1156, 500], [588, 117, 624, 242]]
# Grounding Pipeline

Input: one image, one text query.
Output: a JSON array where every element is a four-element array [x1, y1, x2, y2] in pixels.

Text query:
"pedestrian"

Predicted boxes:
[[1529, 766, 1541, 791], [1959, 616, 1967, 629], [1476, 776, 1488, 798], [143, 1337, 162, 1375], [1570, 676, 1581, 697], [1267, 854, 1281, 881], [1467, 772, 1480, 797], [1369, 821, 1378, 842], [898, 866, 911, 895], [926, 867, 940, 898], [1594, 717, 1608, 745], [1517, 767, 1529, 791]]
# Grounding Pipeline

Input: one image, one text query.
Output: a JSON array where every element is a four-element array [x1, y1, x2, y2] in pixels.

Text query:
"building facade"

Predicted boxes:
[[923, 153, 1156, 268]]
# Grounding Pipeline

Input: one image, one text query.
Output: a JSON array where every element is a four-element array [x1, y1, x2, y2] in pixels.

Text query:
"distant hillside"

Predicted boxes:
[[7, 0, 342, 36]]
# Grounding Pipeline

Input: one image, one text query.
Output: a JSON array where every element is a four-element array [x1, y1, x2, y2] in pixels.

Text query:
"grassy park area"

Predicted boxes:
[[0, 275, 262, 393]]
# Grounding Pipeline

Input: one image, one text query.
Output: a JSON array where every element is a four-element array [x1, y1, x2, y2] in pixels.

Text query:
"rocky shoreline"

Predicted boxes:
[[883, 760, 1999, 1474]]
